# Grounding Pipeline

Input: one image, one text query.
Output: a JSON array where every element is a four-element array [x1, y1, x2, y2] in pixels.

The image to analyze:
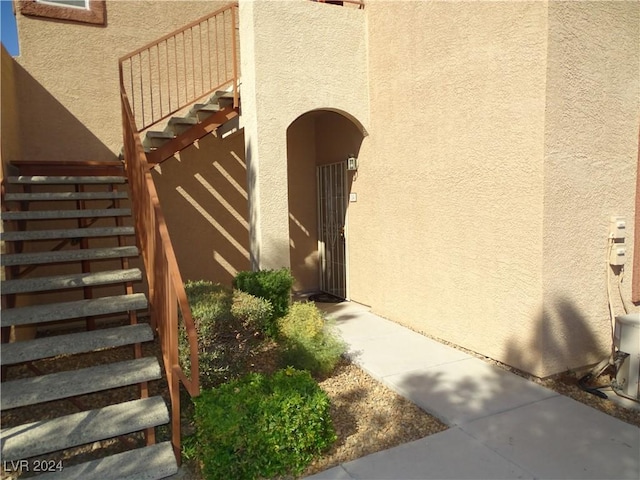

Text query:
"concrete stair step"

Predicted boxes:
[[212, 90, 236, 107], [1, 208, 131, 221], [167, 116, 198, 135], [30, 442, 178, 480], [0, 396, 169, 461], [146, 131, 175, 140], [1, 356, 161, 410], [1, 226, 134, 242], [4, 191, 128, 202], [145, 130, 177, 148], [8, 176, 126, 185], [1, 323, 153, 365], [0, 245, 139, 266], [191, 102, 221, 121], [1, 268, 142, 295], [0, 293, 148, 327]]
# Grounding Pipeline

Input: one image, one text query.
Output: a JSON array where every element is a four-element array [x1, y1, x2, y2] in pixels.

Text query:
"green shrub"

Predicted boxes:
[[194, 368, 336, 480], [180, 281, 271, 389], [231, 289, 273, 333], [233, 268, 294, 336], [278, 302, 346, 376]]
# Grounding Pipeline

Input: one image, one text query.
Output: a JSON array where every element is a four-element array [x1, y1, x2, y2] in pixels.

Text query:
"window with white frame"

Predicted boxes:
[[36, 0, 89, 9], [20, 0, 105, 25]]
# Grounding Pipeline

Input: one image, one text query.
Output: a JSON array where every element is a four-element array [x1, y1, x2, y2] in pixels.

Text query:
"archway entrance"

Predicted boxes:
[[286, 110, 365, 298]]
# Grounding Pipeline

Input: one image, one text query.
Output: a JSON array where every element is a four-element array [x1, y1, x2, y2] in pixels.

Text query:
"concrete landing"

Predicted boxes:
[[306, 301, 640, 480]]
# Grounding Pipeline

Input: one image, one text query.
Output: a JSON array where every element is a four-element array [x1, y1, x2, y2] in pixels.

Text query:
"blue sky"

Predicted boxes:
[[1, 0, 19, 55]]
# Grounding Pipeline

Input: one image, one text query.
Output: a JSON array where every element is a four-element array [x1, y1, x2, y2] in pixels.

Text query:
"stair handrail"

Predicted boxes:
[[120, 85, 200, 461], [118, 3, 239, 132]]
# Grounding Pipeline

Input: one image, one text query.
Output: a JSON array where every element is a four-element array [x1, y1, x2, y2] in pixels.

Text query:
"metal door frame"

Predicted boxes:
[[317, 161, 349, 299]]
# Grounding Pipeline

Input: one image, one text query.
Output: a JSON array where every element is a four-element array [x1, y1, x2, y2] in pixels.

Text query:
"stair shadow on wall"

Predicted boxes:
[[150, 130, 250, 286]]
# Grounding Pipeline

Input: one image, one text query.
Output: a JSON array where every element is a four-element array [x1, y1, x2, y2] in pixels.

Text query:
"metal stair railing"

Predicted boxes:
[[118, 3, 239, 132], [120, 85, 200, 462]]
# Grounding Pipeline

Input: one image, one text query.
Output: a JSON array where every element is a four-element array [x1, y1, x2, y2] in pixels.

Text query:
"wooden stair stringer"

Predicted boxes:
[[146, 105, 239, 164]]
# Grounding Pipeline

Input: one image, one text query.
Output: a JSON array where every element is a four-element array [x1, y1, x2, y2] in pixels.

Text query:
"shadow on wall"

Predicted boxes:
[[151, 130, 250, 286], [9, 57, 115, 161], [245, 141, 259, 270], [503, 295, 608, 378]]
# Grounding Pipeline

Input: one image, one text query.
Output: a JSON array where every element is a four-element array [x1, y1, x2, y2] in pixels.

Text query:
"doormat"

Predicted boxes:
[[309, 292, 344, 303]]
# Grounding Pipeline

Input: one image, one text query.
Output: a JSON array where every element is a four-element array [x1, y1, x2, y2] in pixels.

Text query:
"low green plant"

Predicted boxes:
[[233, 268, 294, 336], [231, 289, 273, 333], [194, 368, 336, 480], [278, 302, 346, 376], [179, 280, 272, 389]]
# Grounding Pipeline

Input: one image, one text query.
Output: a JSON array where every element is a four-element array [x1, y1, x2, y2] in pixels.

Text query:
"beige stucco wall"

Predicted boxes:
[[347, 1, 639, 377], [350, 0, 549, 372], [13, 0, 229, 161], [151, 131, 250, 286], [239, 0, 369, 270], [1, 45, 23, 173], [533, 2, 640, 376], [287, 112, 318, 292]]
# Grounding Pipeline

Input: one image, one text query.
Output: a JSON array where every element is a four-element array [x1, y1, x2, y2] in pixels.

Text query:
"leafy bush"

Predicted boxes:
[[194, 368, 336, 480], [231, 289, 273, 333], [180, 281, 272, 389], [278, 302, 346, 376], [233, 268, 294, 336]]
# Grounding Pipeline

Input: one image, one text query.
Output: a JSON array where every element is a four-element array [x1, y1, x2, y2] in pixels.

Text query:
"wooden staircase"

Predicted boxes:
[[0, 161, 178, 479], [143, 88, 240, 165]]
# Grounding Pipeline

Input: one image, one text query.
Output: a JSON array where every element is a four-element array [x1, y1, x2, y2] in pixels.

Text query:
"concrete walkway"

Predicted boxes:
[[305, 301, 640, 480]]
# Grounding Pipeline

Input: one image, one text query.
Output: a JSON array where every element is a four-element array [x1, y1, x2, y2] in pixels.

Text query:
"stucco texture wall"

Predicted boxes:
[[1, 45, 22, 172], [151, 131, 250, 286], [13, 0, 229, 161], [287, 112, 318, 292], [533, 2, 640, 376], [352, 1, 549, 373], [239, 0, 368, 270]]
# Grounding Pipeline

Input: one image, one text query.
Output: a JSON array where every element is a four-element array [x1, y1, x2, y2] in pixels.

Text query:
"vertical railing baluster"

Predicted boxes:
[[182, 31, 187, 106], [231, 6, 238, 107], [166, 40, 171, 115], [222, 10, 228, 82], [207, 18, 212, 89], [157, 44, 162, 121], [199, 23, 204, 98], [214, 16, 220, 86], [129, 59, 135, 120], [190, 27, 196, 100], [139, 53, 145, 130], [174, 36, 179, 109], [148, 48, 154, 125]]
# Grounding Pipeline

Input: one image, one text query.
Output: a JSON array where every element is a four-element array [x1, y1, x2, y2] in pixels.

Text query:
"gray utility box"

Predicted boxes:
[[613, 313, 640, 401]]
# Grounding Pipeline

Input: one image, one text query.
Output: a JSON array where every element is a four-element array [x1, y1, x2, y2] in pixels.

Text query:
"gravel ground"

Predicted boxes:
[[300, 359, 448, 478]]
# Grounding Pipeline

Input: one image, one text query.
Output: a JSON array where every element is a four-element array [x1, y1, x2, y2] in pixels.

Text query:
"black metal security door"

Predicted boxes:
[[317, 162, 347, 299]]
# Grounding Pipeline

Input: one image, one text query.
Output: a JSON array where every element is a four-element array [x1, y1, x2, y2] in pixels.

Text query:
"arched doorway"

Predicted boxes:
[[286, 109, 366, 298]]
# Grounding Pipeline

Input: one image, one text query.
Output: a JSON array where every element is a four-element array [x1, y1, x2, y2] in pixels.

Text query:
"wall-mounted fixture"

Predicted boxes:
[[347, 155, 358, 171]]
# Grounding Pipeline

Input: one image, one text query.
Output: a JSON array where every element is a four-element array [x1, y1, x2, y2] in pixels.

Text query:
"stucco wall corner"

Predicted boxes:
[[238, 0, 369, 271], [540, 1, 640, 377]]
